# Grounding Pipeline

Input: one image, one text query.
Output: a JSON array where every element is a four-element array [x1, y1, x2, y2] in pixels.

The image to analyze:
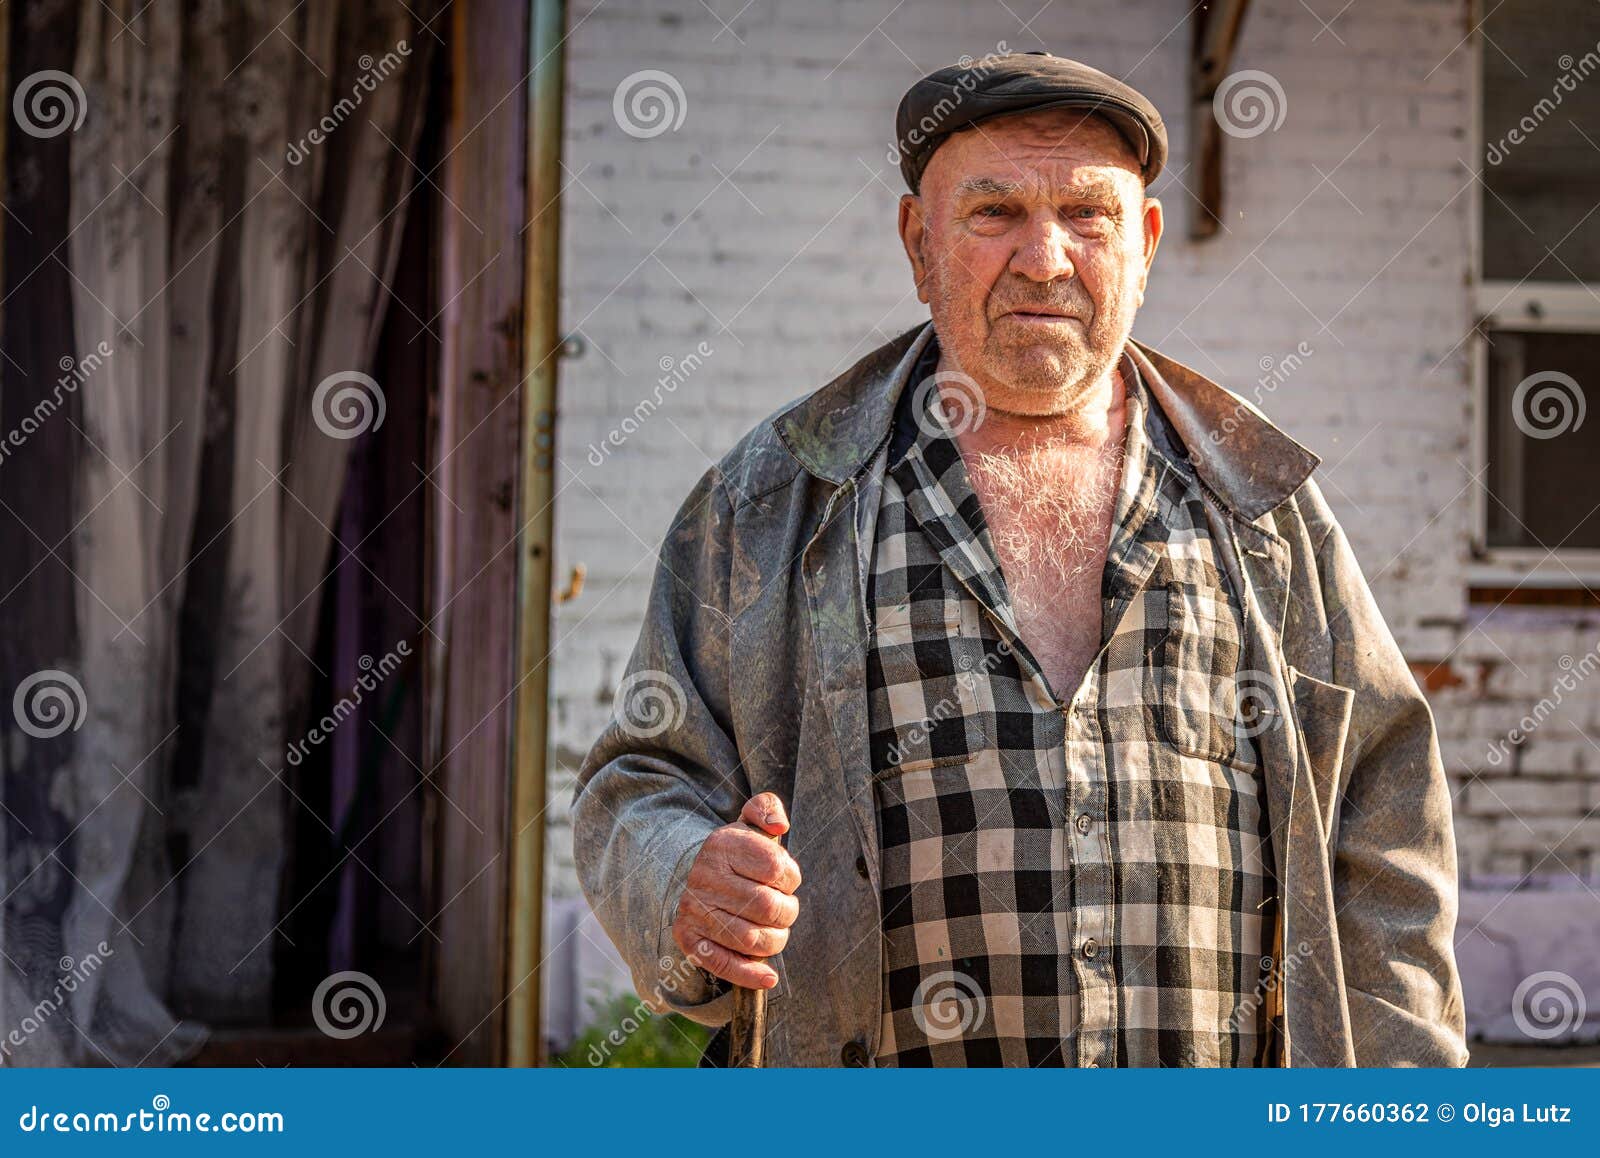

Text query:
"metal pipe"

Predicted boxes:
[[506, 0, 567, 1068]]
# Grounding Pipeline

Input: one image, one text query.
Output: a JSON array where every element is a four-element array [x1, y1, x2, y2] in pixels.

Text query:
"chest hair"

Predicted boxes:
[[962, 435, 1125, 700]]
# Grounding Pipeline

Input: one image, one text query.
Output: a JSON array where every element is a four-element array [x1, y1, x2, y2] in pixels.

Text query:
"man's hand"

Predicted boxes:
[[672, 792, 801, 989]]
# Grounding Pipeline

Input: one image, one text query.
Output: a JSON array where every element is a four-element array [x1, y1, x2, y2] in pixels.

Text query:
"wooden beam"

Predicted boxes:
[[1189, 0, 1252, 240], [427, 0, 531, 1066]]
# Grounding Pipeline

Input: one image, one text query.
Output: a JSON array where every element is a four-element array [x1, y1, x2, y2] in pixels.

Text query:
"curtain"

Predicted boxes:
[[1, 0, 432, 1065]]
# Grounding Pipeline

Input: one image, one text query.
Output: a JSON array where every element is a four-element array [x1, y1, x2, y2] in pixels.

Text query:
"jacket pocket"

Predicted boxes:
[[1158, 580, 1262, 772], [868, 598, 994, 774], [1286, 664, 1355, 848]]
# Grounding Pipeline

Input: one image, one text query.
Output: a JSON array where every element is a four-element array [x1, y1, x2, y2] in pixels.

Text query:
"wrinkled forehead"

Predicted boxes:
[[922, 110, 1144, 200], [946, 171, 1131, 211]]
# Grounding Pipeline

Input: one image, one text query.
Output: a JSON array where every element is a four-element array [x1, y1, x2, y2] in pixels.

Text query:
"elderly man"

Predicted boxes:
[[573, 52, 1466, 1067]]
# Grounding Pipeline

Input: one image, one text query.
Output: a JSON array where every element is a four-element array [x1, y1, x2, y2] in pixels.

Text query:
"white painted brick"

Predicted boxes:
[[549, 0, 1599, 907], [1465, 775, 1589, 818]]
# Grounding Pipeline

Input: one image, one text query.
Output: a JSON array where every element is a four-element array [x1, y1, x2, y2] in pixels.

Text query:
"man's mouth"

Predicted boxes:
[[1002, 308, 1081, 324]]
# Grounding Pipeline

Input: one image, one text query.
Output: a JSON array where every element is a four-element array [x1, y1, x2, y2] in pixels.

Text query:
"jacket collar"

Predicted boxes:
[[774, 320, 1321, 523]]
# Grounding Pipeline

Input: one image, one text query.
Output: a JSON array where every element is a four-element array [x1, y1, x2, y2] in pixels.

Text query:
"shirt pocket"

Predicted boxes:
[[873, 751, 1051, 894], [869, 598, 995, 775], [1157, 580, 1264, 772]]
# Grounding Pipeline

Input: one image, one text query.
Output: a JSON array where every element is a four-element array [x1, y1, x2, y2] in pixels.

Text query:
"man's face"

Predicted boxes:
[[899, 110, 1163, 416]]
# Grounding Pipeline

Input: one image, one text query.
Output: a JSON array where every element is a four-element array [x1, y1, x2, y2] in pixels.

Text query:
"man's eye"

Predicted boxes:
[[1073, 205, 1105, 219], [974, 205, 1009, 219]]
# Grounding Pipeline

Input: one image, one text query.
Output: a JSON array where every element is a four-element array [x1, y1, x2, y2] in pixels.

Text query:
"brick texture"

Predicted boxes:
[[548, 0, 1600, 912]]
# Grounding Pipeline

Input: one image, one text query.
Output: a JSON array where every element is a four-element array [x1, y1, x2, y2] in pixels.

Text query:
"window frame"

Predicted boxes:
[[1469, 5, 1600, 588]]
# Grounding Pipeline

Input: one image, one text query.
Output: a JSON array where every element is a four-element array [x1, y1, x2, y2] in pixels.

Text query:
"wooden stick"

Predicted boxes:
[[727, 985, 767, 1068], [726, 817, 781, 1067]]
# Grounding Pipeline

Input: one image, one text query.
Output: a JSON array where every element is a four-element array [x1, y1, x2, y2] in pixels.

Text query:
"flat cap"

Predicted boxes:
[[894, 50, 1167, 192]]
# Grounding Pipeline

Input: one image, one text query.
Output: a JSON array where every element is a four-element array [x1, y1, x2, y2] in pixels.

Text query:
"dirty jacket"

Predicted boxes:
[[571, 320, 1469, 1068]]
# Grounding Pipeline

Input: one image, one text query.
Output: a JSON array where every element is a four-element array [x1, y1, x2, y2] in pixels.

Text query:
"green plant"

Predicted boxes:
[[553, 991, 710, 1068]]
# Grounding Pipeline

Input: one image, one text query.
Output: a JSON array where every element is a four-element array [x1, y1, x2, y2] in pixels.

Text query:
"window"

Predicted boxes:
[[1472, 0, 1600, 588]]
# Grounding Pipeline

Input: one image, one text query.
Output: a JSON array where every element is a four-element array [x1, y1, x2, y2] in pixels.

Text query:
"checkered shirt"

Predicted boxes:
[[866, 340, 1276, 1067]]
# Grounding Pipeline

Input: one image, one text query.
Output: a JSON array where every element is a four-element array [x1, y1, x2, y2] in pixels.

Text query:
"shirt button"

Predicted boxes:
[[1082, 938, 1099, 959], [855, 855, 869, 880], [840, 1040, 870, 1067], [1075, 813, 1093, 835]]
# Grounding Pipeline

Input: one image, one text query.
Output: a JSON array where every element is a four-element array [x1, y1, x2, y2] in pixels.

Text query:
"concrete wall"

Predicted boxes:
[[545, 0, 1600, 1047]]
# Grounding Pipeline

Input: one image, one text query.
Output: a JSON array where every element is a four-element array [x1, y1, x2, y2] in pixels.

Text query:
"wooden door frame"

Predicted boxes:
[[427, 0, 564, 1067]]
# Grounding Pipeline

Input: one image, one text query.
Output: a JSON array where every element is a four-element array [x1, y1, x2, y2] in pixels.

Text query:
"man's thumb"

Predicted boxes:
[[740, 792, 789, 837]]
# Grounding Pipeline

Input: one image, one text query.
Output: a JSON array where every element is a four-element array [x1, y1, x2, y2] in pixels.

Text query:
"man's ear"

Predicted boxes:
[[899, 194, 931, 304], [1137, 195, 1163, 304]]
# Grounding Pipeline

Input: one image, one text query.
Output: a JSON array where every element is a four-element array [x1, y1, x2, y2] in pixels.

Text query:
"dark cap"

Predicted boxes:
[[894, 50, 1167, 193]]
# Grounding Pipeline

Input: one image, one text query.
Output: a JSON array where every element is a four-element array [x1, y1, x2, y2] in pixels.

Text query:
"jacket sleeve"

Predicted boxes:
[[1310, 488, 1469, 1066], [570, 465, 748, 1028]]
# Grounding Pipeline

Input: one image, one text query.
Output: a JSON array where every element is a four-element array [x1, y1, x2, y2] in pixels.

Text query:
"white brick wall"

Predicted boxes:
[[549, 0, 1599, 954]]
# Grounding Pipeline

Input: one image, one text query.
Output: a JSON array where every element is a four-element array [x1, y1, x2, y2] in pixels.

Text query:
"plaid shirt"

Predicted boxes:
[[867, 339, 1276, 1067]]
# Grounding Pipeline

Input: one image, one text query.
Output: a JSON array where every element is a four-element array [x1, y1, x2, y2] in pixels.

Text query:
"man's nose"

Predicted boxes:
[[1008, 216, 1077, 283]]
